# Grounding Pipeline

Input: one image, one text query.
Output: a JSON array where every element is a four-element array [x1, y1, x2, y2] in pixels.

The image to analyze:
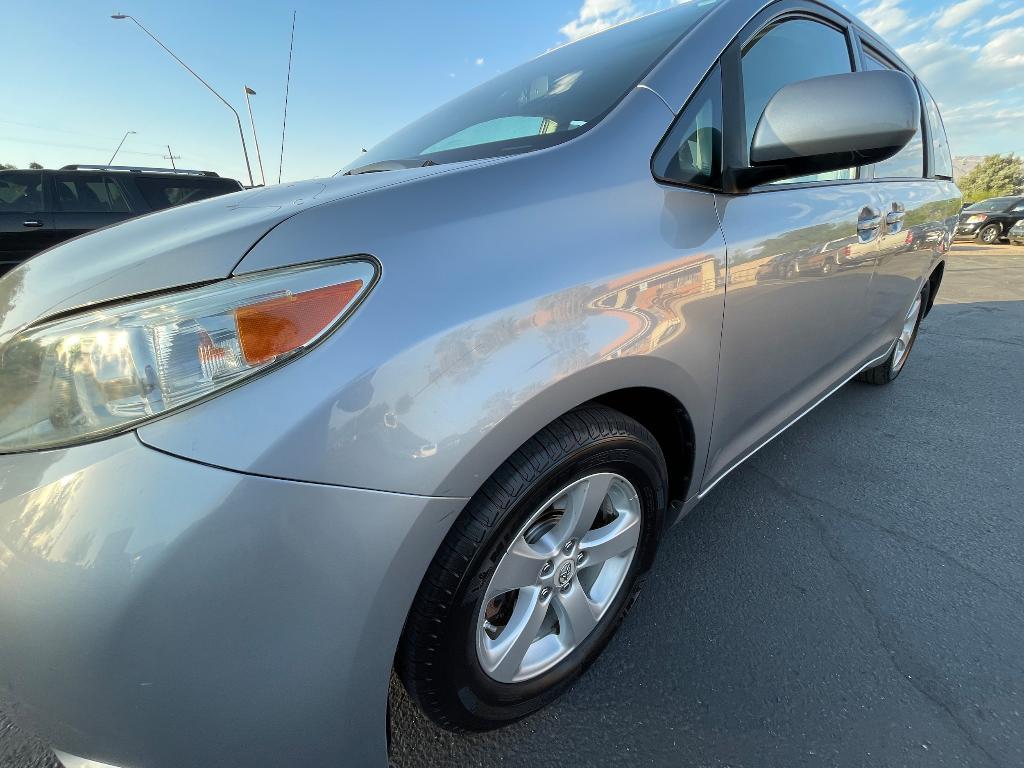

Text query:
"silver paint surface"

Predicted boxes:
[[0, 1, 959, 766]]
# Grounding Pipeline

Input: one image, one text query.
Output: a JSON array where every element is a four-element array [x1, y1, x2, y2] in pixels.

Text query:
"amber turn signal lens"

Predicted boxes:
[[236, 280, 363, 365]]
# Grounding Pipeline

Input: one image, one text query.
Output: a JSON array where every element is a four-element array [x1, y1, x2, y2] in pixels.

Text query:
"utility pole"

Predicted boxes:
[[164, 145, 181, 170]]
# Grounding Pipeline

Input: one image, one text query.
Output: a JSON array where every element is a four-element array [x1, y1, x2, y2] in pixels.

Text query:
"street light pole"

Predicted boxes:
[[108, 130, 136, 165], [111, 13, 254, 186], [243, 87, 267, 186]]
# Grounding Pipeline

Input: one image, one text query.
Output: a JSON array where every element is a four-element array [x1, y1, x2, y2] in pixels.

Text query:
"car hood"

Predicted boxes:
[[0, 164, 473, 345]]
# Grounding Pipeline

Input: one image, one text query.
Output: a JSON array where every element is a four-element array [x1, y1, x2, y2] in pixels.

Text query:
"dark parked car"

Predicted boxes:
[[1010, 219, 1024, 245], [955, 195, 1024, 243], [0, 165, 243, 275]]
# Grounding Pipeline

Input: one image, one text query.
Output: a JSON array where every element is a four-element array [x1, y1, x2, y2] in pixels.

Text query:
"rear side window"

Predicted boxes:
[[862, 52, 924, 179], [0, 172, 43, 213], [55, 175, 131, 213], [653, 66, 722, 188], [741, 18, 856, 184], [135, 177, 240, 211], [921, 87, 953, 179]]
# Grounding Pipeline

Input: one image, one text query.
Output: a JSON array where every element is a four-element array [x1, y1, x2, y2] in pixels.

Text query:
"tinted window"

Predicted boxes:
[[55, 175, 131, 213], [965, 197, 1019, 212], [742, 19, 855, 183], [653, 66, 722, 188], [921, 87, 953, 178], [863, 52, 924, 179], [135, 177, 241, 211], [0, 172, 43, 213], [345, 2, 720, 171]]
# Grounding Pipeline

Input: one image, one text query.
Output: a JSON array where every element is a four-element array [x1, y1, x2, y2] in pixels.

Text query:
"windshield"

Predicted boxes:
[[343, 1, 718, 172], [966, 197, 1018, 212]]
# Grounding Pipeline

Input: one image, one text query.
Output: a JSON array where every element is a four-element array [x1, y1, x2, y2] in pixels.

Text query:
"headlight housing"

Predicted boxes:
[[0, 259, 376, 453], [964, 214, 989, 224]]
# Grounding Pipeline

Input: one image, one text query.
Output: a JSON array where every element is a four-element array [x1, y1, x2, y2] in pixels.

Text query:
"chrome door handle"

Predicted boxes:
[[886, 202, 907, 233], [22, 220, 44, 228], [857, 208, 882, 241]]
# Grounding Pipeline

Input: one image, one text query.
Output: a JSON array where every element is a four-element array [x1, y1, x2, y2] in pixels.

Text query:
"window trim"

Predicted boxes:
[[919, 85, 954, 181], [720, 2, 866, 195], [650, 63, 723, 192], [858, 44, 927, 182]]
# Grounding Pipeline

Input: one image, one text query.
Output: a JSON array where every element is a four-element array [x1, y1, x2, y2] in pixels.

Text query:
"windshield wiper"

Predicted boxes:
[[343, 158, 438, 176]]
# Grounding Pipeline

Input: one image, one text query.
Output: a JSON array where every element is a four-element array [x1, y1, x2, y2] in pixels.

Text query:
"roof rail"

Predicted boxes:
[[58, 164, 220, 177]]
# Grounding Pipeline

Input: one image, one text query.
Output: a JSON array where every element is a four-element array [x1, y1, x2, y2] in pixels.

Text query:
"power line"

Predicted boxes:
[[0, 135, 165, 157]]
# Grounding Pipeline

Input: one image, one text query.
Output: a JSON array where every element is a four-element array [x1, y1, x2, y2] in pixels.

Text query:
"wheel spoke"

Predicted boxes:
[[554, 580, 599, 644], [484, 538, 546, 602], [580, 513, 640, 567], [549, 474, 614, 546], [486, 586, 549, 681]]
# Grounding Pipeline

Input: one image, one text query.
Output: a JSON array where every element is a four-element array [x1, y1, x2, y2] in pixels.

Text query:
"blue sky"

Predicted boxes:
[[1, 0, 1021, 182]]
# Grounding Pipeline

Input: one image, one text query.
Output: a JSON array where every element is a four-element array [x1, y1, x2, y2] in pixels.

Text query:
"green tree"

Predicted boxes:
[[0, 162, 15, 170], [959, 154, 1024, 204], [28, 162, 42, 169]]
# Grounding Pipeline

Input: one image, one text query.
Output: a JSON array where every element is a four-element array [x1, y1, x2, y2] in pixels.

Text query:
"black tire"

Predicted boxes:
[[857, 280, 930, 385], [398, 404, 668, 732], [977, 223, 1002, 244]]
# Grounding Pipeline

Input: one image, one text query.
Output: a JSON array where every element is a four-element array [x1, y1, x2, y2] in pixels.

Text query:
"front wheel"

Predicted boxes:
[[977, 223, 1002, 244], [398, 405, 668, 731]]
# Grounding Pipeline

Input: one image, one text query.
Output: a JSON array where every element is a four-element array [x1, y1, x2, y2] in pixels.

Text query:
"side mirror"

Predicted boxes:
[[736, 70, 920, 188]]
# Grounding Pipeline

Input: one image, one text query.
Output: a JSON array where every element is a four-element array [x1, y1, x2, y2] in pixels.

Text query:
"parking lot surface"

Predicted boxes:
[[3, 244, 1023, 767]]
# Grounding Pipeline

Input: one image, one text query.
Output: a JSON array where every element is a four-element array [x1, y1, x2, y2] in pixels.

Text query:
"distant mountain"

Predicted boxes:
[[953, 156, 985, 181]]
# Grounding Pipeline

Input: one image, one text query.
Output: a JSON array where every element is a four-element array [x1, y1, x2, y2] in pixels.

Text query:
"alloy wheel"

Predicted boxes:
[[476, 473, 641, 683], [891, 292, 922, 373]]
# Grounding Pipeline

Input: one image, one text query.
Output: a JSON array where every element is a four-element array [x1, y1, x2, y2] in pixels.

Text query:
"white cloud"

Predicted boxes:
[[475, 57, 485, 66], [934, 0, 991, 29], [559, 0, 699, 42], [981, 26, 1024, 67], [984, 7, 1024, 29], [857, 0, 925, 37], [560, 0, 638, 42]]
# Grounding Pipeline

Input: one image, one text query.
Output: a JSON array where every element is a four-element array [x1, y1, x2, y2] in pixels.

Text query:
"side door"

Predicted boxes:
[[859, 45, 957, 341], [703, 5, 889, 488], [51, 172, 136, 243], [0, 171, 57, 275]]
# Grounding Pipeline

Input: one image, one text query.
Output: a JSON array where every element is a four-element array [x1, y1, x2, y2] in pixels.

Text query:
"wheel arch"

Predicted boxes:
[[434, 354, 708, 513], [589, 387, 696, 511], [925, 259, 944, 317]]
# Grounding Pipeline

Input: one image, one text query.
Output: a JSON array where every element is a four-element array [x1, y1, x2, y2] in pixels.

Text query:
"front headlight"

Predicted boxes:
[[0, 259, 376, 453], [964, 214, 989, 224]]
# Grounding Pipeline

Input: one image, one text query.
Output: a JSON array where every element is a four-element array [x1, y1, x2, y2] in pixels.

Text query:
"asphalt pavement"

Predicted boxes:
[[3, 244, 1023, 768]]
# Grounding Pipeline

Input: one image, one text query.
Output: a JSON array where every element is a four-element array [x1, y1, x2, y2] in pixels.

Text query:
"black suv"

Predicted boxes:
[[956, 195, 1024, 244], [0, 165, 243, 275]]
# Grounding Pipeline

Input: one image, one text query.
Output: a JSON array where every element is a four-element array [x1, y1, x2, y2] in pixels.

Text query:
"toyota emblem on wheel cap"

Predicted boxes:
[[557, 560, 574, 587]]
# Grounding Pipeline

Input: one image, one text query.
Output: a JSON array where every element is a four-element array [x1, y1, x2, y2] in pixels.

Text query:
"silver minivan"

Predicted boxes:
[[0, 1, 959, 766]]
